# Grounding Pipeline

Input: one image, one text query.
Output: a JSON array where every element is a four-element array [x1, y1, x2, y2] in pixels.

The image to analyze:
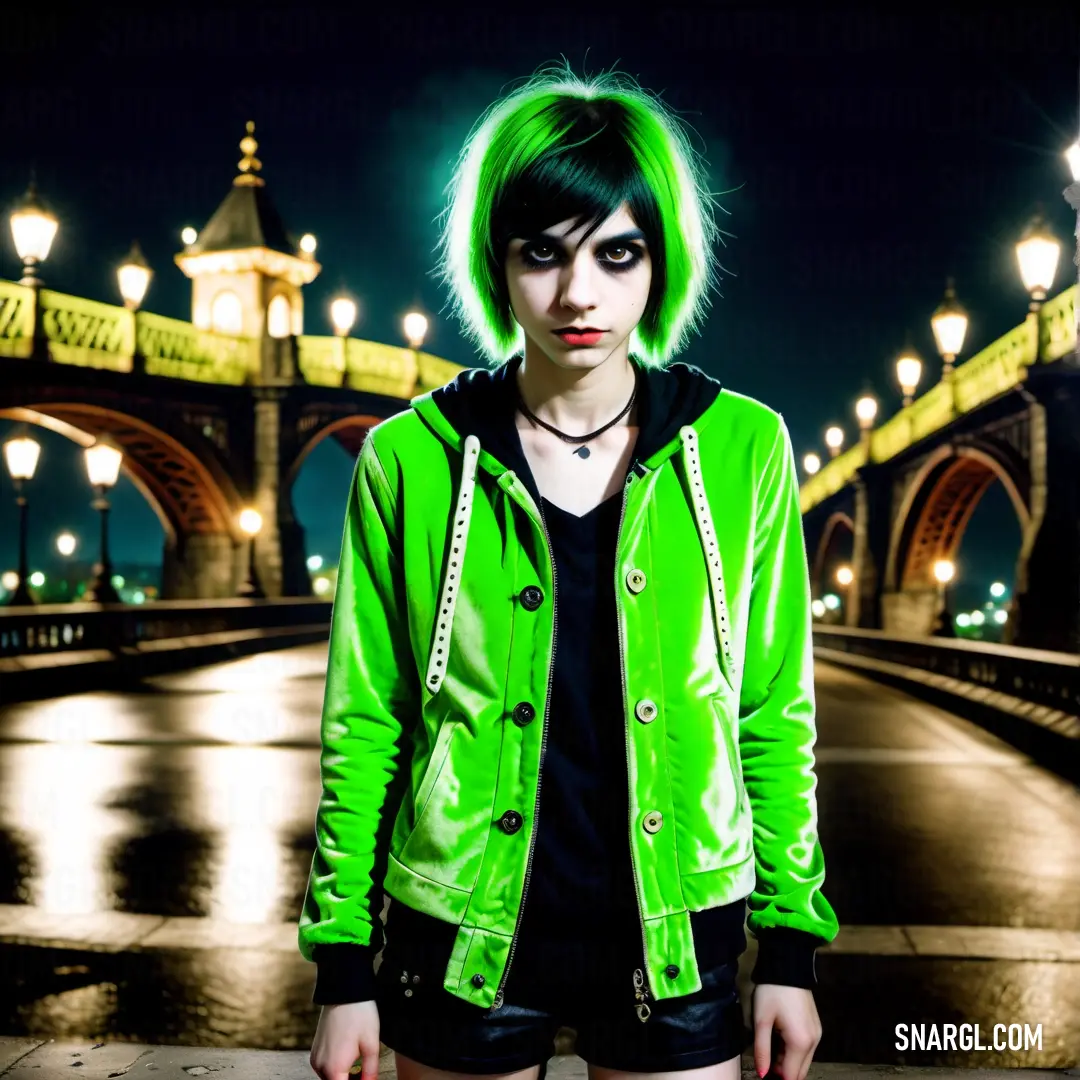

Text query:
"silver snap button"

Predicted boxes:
[[635, 699, 658, 723], [626, 568, 647, 593], [643, 811, 663, 833]]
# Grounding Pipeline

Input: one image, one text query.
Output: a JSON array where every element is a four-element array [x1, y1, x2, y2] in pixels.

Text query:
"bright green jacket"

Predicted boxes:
[[298, 377, 838, 1008]]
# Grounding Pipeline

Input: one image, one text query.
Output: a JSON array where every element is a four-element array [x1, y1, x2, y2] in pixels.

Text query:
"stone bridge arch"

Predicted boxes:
[[882, 441, 1032, 637], [0, 403, 246, 599], [810, 510, 855, 599]]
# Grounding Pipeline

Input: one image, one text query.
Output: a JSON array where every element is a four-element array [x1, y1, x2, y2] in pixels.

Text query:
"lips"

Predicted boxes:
[[553, 328, 606, 346]]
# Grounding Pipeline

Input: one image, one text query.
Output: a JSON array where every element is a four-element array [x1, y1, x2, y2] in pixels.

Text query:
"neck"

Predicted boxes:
[[515, 337, 637, 434]]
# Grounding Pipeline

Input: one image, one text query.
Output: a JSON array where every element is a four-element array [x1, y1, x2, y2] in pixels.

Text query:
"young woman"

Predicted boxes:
[[303, 61, 838, 1080]]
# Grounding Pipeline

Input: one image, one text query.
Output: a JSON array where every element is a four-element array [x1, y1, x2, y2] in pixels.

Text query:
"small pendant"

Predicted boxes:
[[574, 446, 591, 459]]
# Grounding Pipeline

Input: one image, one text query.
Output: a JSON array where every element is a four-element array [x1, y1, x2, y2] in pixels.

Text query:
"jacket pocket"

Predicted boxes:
[[710, 693, 745, 810]]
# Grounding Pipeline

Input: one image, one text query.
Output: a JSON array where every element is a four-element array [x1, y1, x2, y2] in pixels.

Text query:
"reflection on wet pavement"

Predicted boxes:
[[0, 647, 1077, 1066]]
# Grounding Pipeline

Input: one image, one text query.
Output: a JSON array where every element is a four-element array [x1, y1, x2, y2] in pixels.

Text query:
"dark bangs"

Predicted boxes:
[[487, 98, 665, 327]]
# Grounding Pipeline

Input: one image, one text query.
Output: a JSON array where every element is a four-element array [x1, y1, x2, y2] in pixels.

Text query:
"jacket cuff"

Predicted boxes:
[[750, 927, 823, 988], [312, 943, 379, 1005]]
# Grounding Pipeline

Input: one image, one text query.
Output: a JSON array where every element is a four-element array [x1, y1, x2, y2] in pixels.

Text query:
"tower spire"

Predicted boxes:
[[234, 120, 264, 187]]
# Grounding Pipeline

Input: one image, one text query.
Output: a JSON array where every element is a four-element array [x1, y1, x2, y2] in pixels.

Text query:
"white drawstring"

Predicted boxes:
[[425, 434, 480, 694], [679, 426, 737, 687], [424, 429, 736, 694]]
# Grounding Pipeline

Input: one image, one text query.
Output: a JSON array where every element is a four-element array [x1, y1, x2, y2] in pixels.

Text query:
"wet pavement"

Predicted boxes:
[[0, 646, 1077, 1068]]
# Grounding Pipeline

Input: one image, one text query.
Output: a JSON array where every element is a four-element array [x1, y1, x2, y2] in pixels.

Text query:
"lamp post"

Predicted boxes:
[[403, 310, 428, 392], [117, 240, 153, 375], [1014, 209, 1061, 319], [9, 179, 59, 363], [835, 564, 854, 623], [2, 426, 42, 606], [330, 295, 358, 387], [237, 507, 265, 599], [855, 393, 877, 449], [10, 179, 58, 287], [83, 435, 124, 603], [1063, 139, 1080, 367], [930, 277, 969, 382], [932, 558, 956, 638], [824, 425, 844, 460], [895, 346, 923, 408]]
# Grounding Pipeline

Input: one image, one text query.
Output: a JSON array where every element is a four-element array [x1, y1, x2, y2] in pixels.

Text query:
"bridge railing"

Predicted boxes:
[[0, 598, 331, 660], [813, 623, 1080, 719], [800, 283, 1078, 513], [0, 279, 465, 395]]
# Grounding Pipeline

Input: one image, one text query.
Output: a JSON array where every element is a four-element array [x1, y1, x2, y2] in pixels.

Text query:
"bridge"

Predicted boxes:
[[0, 122, 464, 602]]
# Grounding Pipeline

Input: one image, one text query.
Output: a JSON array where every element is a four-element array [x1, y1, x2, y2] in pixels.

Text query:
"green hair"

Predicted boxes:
[[433, 60, 723, 369]]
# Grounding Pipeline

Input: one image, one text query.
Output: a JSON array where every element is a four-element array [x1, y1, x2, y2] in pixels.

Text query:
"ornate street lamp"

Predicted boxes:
[[2, 426, 42, 605], [855, 393, 878, 435], [895, 346, 923, 408], [9, 180, 58, 287], [932, 558, 956, 638], [330, 296, 357, 337], [1014, 209, 1060, 316], [117, 240, 153, 311], [824, 425, 844, 459], [83, 435, 124, 603], [930, 277, 968, 380], [330, 294, 358, 388], [238, 507, 265, 599], [403, 311, 428, 349]]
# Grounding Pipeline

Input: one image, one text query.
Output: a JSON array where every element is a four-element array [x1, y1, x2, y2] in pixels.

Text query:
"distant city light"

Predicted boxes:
[[56, 532, 77, 556], [835, 565, 853, 586], [989, 581, 1006, 598], [313, 576, 331, 595], [133, 590, 145, 603], [1, 571, 18, 590], [811, 598, 826, 618], [111, 574, 125, 588], [823, 593, 840, 610], [28, 571, 45, 587], [956, 613, 972, 628], [993, 609, 1008, 624], [299, 233, 317, 254], [181, 226, 197, 245], [307, 555, 324, 571], [970, 610, 985, 626]]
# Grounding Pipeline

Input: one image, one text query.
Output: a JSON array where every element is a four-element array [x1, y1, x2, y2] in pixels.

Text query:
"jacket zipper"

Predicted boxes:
[[617, 467, 653, 1020], [490, 479, 556, 1011]]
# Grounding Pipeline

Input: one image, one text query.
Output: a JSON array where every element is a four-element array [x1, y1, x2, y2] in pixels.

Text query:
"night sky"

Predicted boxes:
[[2, 6, 1078, 613]]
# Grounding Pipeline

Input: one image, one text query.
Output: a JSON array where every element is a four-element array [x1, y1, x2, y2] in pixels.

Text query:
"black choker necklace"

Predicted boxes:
[[516, 379, 637, 459]]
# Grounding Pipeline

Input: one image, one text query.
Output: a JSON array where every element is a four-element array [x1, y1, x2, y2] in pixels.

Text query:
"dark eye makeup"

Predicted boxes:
[[517, 240, 646, 274]]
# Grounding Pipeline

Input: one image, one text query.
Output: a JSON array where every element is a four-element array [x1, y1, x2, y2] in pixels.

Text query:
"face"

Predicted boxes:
[[505, 202, 652, 371]]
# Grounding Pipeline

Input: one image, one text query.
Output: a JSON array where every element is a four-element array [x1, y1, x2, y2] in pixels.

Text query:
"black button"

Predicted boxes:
[[520, 586, 544, 610], [499, 810, 523, 833], [511, 701, 536, 727], [665, 964, 680, 979], [471, 973, 485, 987]]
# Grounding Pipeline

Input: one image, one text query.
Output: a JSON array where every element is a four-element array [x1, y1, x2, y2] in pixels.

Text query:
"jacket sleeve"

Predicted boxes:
[[297, 432, 418, 1005], [738, 414, 838, 988]]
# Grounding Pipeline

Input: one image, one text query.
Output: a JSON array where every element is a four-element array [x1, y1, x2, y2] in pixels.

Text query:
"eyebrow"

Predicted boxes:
[[527, 228, 647, 249]]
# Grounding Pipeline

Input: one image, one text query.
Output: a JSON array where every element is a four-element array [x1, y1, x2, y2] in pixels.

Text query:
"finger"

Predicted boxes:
[[753, 1012, 774, 1077], [781, 1041, 810, 1080], [360, 1044, 380, 1080]]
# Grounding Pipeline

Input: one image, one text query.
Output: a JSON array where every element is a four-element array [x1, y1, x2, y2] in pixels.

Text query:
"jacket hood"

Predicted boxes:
[[412, 354, 723, 512]]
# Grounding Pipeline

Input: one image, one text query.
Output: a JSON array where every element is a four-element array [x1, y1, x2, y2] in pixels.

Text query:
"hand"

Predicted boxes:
[[310, 1000, 381, 1080], [752, 983, 821, 1080]]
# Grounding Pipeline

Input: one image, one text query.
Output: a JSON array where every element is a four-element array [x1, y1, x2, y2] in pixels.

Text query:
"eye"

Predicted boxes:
[[520, 243, 556, 266]]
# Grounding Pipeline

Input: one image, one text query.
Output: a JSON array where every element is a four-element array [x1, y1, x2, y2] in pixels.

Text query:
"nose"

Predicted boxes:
[[558, 253, 599, 315]]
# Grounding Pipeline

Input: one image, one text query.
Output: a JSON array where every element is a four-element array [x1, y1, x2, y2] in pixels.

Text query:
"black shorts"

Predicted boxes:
[[375, 900, 750, 1075]]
